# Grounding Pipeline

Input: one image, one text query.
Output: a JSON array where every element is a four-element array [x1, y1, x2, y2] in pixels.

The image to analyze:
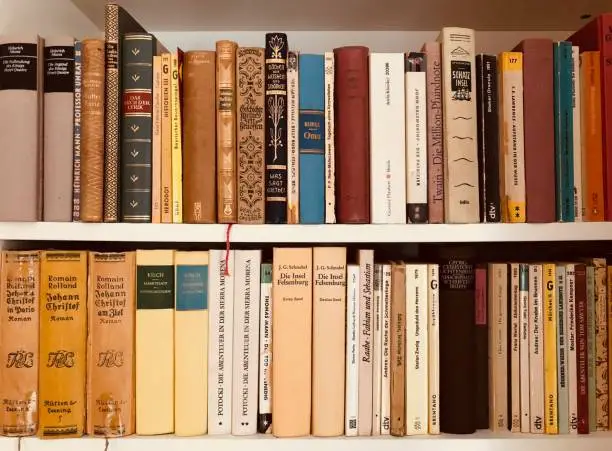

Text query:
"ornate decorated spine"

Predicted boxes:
[[73, 40, 82, 221], [592, 258, 608, 430], [264, 33, 289, 224], [237, 47, 265, 224], [151, 55, 162, 223], [287, 51, 299, 224], [160, 53, 172, 223], [324, 52, 336, 224], [80, 39, 106, 222], [170, 49, 184, 223]]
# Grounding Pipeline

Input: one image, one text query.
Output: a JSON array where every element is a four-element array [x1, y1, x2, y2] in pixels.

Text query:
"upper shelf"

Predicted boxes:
[[69, 0, 607, 31]]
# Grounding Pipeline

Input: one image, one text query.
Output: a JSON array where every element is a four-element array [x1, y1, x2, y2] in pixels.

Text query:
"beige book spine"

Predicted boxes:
[[345, 264, 360, 437], [488, 263, 508, 431], [151, 56, 162, 223], [593, 258, 608, 430], [390, 263, 406, 436], [510, 263, 521, 431], [358, 249, 374, 435], [381, 264, 392, 434], [372, 264, 383, 435], [160, 53, 172, 223], [312, 247, 347, 436], [324, 52, 336, 224]]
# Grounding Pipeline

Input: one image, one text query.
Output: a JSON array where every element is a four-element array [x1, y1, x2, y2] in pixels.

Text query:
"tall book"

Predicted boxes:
[[519, 264, 530, 432], [183, 51, 217, 224], [543, 263, 558, 434], [217, 40, 238, 223], [428, 264, 440, 434], [0, 36, 43, 221], [474, 266, 489, 429], [390, 263, 406, 436], [422, 41, 444, 223], [510, 264, 521, 431], [334, 46, 370, 223], [174, 251, 209, 436], [566, 264, 578, 433], [80, 39, 106, 222], [556, 265, 569, 434], [258, 264, 273, 433], [369, 53, 406, 224], [86, 252, 136, 436], [170, 49, 183, 223], [287, 51, 299, 224], [160, 52, 172, 223], [264, 34, 289, 224], [272, 247, 312, 437], [575, 264, 589, 433], [208, 249, 235, 435], [358, 249, 374, 435], [475, 54, 500, 223], [324, 52, 336, 224], [152, 55, 162, 223], [529, 264, 545, 433], [0, 251, 40, 436], [572, 47, 583, 221], [135, 250, 174, 435], [438, 28, 480, 223], [586, 266, 596, 432], [44, 37, 75, 222], [38, 251, 87, 438], [372, 265, 383, 435], [299, 54, 326, 224], [592, 258, 608, 430], [237, 47, 265, 224], [345, 264, 360, 437], [312, 247, 347, 436], [381, 265, 392, 435], [121, 33, 154, 222], [104, 3, 146, 222], [73, 40, 82, 221], [488, 263, 508, 431]]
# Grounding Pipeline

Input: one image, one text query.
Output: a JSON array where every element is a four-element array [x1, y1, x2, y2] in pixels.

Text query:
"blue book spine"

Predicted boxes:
[[176, 264, 208, 311], [298, 54, 325, 224], [554, 42, 574, 221]]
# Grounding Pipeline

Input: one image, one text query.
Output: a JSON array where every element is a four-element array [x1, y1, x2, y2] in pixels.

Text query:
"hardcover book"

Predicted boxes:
[[345, 264, 360, 437]]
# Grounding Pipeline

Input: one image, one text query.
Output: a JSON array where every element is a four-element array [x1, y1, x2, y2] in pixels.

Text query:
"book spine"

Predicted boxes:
[[510, 264, 521, 431], [519, 263, 530, 432], [529, 264, 545, 433], [345, 264, 360, 437], [566, 264, 578, 433], [216, 40, 238, 223], [556, 265, 569, 434], [237, 47, 265, 224], [381, 264, 392, 434], [489, 263, 508, 431], [324, 52, 336, 224], [600, 16, 612, 220], [543, 263, 558, 434], [372, 265, 383, 435], [476, 54, 500, 222], [287, 51, 299, 224], [121, 33, 153, 222], [358, 249, 374, 435], [586, 266, 596, 431], [390, 263, 406, 436], [73, 40, 82, 221], [405, 53, 428, 223], [427, 264, 440, 434], [575, 264, 589, 433], [298, 54, 326, 224], [151, 55, 162, 223], [572, 46, 583, 221], [474, 265, 489, 429], [264, 33, 288, 224], [160, 53, 172, 223], [170, 50, 183, 223], [370, 53, 406, 224], [257, 264, 273, 433], [593, 258, 608, 430], [608, 265, 612, 431]]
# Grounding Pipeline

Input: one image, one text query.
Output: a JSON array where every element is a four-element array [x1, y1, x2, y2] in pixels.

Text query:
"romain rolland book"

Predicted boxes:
[[272, 247, 312, 437], [0, 36, 43, 221], [0, 251, 40, 436], [86, 252, 136, 436], [135, 250, 174, 435], [38, 251, 87, 438], [258, 263, 273, 433], [121, 33, 154, 222], [44, 37, 75, 222], [73, 40, 82, 221], [265, 33, 289, 224], [237, 47, 266, 224]]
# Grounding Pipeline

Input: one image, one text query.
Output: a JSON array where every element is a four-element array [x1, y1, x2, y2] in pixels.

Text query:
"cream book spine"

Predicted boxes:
[[208, 249, 235, 435], [405, 264, 428, 435], [372, 265, 383, 435], [529, 264, 545, 433], [572, 46, 583, 221], [556, 264, 569, 434], [174, 251, 209, 436], [170, 50, 183, 223], [258, 264, 273, 433], [358, 249, 374, 435], [151, 55, 162, 223], [369, 53, 406, 224], [287, 51, 299, 224], [519, 263, 530, 432], [345, 264, 360, 437], [324, 52, 336, 224], [510, 263, 521, 431], [135, 249, 175, 435], [488, 263, 508, 431], [565, 263, 578, 433], [381, 264, 392, 435], [428, 263, 440, 434]]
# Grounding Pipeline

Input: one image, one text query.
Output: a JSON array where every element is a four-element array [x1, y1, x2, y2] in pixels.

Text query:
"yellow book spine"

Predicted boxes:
[[170, 51, 183, 223], [543, 263, 558, 434], [160, 52, 173, 224]]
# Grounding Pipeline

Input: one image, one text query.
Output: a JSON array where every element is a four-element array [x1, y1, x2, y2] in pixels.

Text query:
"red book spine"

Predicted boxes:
[[333, 46, 370, 224], [575, 263, 589, 434]]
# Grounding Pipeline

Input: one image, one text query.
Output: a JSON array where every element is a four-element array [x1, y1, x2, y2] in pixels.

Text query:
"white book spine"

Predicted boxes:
[[427, 263, 440, 434], [381, 264, 392, 435], [571, 46, 583, 221], [208, 249, 235, 435], [405, 264, 428, 435], [405, 56, 428, 223], [345, 265, 360, 437], [287, 52, 300, 223], [529, 264, 545, 433], [358, 250, 374, 435], [565, 263, 578, 433], [369, 53, 406, 224], [556, 264, 569, 434], [372, 265, 383, 435], [519, 264, 530, 432], [510, 264, 521, 431], [232, 251, 261, 435], [258, 264, 273, 432], [324, 52, 336, 224]]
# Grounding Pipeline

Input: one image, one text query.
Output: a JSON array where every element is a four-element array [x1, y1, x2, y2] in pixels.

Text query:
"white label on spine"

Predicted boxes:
[[406, 71, 428, 215], [324, 52, 336, 224], [529, 264, 544, 433], [345, 265, 360, 436], [258, 268, 272, 417], [372, 265, 383, 435], [428, 264, 440, 434]]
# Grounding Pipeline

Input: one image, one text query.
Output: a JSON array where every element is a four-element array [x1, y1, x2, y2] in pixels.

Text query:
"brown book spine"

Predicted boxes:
[[216, 40, 238, 223], [474, 265, 489, 429], [86, 252, 135, 436], [80, 39, 106, 222], [333, 46, 370, 224], [390, 263, 406, 436], [160, 53, 172, 223], [0, 251, 40, 436], [575, 263, 589, 434], [592, 258, 608, 430], [237, 47, 266, 224], [182, 51, 216, 223]]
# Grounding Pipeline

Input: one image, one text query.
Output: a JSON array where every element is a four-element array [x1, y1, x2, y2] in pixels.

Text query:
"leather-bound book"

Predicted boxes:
[[86, 252, 136, 437], [80, 39, 106, 222], [44, 37, 75, 222], [217, 40, 238, 223], [183, 51, 216, 224], [0, 36, 43, 221], [237, 47, 265, 224], [390, 262, 406, 436], [334, 46, 370, 223], [0, 251, 40, 436]]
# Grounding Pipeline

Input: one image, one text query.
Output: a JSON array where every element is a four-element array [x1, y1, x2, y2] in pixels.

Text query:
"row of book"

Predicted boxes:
[[2, 5, 612, 225], [1, 247, 611, 438]]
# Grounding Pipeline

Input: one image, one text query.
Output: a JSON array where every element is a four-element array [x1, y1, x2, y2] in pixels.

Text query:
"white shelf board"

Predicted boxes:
[[0, 222, 611, 243], [21, 437, 105, 451], [0, 437, 17, 451]]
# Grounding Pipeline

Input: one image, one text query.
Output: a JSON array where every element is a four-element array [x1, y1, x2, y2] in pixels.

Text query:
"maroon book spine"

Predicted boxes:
[[333, 46, 370, 224], [575, 263, 589, 434]]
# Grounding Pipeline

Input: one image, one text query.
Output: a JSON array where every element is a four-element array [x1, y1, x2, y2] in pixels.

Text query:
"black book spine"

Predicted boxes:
[[264, 33, 288, 224], [476, 54, 501, 223], [120, 33, 154, 222]]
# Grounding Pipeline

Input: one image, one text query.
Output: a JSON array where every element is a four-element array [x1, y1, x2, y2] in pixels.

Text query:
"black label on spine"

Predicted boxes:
[[137, 265, 174, 309], [45, 46, 74, 93], [450, 60, 471, 101], [0, 43, 38, 91]]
